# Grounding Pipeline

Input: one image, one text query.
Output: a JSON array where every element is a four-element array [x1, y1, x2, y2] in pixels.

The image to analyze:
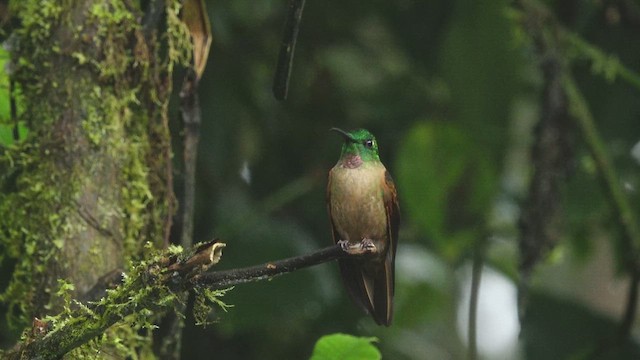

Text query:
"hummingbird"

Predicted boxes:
[[327, 128, 400, 326]]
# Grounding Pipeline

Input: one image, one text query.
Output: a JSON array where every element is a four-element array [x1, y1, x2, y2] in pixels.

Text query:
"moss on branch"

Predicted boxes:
[[4, 241, 225, 360], [2, 242, 358, 359]]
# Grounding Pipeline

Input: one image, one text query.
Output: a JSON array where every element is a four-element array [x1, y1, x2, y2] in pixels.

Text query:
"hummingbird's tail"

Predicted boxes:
[[338, 257, 394, 326]]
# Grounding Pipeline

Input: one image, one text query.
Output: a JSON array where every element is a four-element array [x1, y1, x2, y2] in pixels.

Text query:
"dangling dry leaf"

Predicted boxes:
[[182, 0, 212, 81]]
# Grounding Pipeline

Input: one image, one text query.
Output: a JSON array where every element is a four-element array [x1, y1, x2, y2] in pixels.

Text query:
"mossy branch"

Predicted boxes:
[[4, 242, 357, 360]]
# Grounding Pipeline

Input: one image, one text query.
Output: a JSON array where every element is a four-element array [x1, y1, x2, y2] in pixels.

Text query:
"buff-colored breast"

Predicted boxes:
[[329, 161, 388, 248]]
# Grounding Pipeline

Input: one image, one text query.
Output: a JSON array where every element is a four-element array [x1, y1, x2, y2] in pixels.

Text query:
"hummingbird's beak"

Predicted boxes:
[[330, 128, 355, 142]]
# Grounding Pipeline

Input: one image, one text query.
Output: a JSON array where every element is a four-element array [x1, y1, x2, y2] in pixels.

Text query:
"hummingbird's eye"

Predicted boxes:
[[364, 139, 374, 148]]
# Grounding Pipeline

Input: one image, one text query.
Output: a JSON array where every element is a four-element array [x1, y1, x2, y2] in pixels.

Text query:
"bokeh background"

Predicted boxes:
[[166, 0, 640, 359]]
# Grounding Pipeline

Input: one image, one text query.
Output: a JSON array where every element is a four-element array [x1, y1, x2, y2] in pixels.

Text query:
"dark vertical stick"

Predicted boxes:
[[180, 70, 201, 250], [273, 0, 306, 100], [159, 69, 200, 359], [516, 0, 573, 322]]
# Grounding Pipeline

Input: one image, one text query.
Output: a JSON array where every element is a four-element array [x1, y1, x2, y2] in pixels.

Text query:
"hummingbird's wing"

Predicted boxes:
[[379, 170, 400, 324], [344, 169, 399, 326]]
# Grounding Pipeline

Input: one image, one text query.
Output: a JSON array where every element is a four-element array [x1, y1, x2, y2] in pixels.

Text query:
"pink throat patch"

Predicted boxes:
[[342, 154, 363, 168]]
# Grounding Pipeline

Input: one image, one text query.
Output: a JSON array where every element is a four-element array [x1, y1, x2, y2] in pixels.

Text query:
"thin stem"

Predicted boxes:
[[468, 239, 485, 360], [516, 0, 574, 321], [180, 70, 201, 250], [160, 70, 202, 359], [563, 76, 640, 256], [273, 0, 306, 100], [562, 31, 640, 91], [197, 244, 348, 289]]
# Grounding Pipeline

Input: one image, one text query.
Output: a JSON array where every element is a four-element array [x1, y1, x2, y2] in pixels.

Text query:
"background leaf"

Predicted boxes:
[[309, 333, 381, 360], [396, 121, 496, 260]]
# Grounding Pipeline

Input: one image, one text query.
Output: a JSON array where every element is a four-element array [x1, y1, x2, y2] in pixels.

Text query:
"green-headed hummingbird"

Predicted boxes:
[[327, 128, 400, 326]]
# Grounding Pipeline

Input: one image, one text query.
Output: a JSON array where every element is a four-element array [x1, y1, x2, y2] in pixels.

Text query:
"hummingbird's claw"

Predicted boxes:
[[338, 239, 377, 256], [338, 240, 351, 252], [360, 238, 377, 253]]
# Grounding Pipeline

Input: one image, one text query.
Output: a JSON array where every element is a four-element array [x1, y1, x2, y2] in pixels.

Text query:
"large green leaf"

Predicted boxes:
[[309, 333, 381, 360]]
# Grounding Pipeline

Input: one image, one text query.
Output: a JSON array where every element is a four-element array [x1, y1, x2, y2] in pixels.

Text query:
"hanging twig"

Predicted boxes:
[[467, 236, 487, 360], [273, 0, 306, 100], [516, 0, 574, 321], [179, 69, 201, 250]]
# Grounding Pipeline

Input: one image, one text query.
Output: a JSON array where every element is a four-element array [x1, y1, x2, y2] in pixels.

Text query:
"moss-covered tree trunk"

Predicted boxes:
[[0, 0, 189, 354]]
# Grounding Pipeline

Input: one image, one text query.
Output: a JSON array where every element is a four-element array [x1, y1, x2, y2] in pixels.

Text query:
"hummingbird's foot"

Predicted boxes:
[[338, 239, 377, 256], [338, 240, 351, 252], [359, 238, 377, 253]]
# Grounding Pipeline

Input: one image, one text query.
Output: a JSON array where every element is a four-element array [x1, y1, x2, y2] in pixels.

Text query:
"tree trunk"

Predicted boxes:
[[0, 0, 187, 352]]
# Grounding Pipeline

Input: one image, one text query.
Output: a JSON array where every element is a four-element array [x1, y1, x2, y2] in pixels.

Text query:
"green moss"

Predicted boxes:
[[193, 287, 233, 327], [0, 144, 74, 326], [33, 246, 181, 358], [166, 0, 193, 70]]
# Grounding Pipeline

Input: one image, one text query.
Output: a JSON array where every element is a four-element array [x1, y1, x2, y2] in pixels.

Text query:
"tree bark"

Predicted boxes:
[[0, 0, 186, 349]]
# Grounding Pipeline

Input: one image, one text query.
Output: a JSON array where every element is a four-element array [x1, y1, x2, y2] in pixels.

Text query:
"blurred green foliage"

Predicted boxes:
[[170, 0, 640, 359], [396, 122, 496, 260]]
